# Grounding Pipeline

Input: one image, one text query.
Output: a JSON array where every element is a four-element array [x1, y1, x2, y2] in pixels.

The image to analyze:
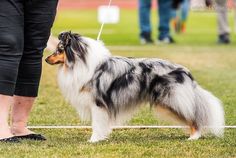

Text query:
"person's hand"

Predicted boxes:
[[205, 0, 213, 8]]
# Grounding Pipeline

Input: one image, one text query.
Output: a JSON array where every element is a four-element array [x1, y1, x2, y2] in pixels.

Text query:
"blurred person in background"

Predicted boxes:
[[172, 0, 190, 33], [214, 0, 230, 44], [212, 0, 236, 44], [138, 0, 175, 44], [46, 35, 59, 52]]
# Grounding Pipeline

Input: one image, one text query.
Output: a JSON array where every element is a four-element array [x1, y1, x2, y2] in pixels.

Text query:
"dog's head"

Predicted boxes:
[[45, 31, 88, 68]]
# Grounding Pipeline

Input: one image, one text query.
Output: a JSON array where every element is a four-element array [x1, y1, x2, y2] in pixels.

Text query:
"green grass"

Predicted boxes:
[[1, 10, 236, 158]]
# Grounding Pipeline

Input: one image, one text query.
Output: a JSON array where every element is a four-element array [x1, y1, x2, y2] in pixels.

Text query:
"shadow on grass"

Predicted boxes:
[[32, 128, 228, 145]]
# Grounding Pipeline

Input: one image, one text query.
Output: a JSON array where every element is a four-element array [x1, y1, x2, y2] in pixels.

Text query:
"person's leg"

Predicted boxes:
[[138, 0, 153, 43], [0, 0, 24, 140], [215, 0, 230, 43], [215, 0, 230, 35], [158, 0, 174, 42], [180, 0, 189, 22], [171, 9, 177, 20], [11, 96, 35, 135], [0, 95, 14, 139], [11, 0, 58, 136], [171, 8, 181, 33], [180, 0, 190, 32]]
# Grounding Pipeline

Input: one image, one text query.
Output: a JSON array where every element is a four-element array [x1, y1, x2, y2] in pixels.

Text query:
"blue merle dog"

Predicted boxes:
[[45, 32, 225, 142]]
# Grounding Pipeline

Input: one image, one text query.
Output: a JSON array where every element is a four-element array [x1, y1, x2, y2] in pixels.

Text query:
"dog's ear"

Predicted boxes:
[[59, 31, 88, 65], [65, 42, 76, 63], [72, 35, 88, 64], [58, 31, 72, 46]]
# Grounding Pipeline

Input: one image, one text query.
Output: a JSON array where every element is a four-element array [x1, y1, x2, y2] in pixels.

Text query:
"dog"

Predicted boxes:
[[45, 31, 225, 143]]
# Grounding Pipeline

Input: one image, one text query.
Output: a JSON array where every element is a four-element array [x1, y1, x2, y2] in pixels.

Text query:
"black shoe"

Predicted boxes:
[[140, 37, 154, 45], [140, 32, 154, 45], [15, 134, 46, 141], [157, 36, 175, 44], [0, 137, 20, 143], [218, 33, 230, 44]]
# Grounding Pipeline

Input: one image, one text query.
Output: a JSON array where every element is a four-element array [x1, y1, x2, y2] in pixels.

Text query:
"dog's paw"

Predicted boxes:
[[188, 131, 201, 140], [88, 139, 99, 143], [88, 134, 108, 143]]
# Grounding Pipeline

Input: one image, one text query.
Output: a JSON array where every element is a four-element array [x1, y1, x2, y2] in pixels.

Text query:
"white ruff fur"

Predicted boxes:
[[58, 38, 110, 122]]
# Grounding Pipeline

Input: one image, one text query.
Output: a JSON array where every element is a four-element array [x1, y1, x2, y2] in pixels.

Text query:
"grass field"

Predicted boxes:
[[0, 9, 236, 158]]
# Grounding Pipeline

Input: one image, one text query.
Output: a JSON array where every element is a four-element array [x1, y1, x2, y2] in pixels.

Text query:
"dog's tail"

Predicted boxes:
[[194, 85, 225, 137], [153, 71, 225, 137]]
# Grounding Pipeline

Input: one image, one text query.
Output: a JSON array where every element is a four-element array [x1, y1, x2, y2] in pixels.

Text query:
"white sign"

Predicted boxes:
[[98, 5, 120, 24], [191, 0, 206, 10]]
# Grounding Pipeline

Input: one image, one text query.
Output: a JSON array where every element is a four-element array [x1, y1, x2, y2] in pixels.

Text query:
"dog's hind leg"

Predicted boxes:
[[155, 105, 187, 125], [155, 105, 201, 140], [188, 125, 201, 140], [89, 105, 112, 143]]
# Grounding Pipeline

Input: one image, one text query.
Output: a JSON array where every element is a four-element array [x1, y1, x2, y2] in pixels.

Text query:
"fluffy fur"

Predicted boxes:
[[45, 32, 225, 142]]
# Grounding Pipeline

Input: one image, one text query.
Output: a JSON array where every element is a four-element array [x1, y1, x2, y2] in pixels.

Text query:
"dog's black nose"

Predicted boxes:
[[45, 57, 51, 64], [45, 57, 48, 63]]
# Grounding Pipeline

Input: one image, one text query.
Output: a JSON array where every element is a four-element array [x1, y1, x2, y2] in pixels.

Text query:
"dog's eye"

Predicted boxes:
[[57, 44, 65, 53], [59, 44, 64, 50]]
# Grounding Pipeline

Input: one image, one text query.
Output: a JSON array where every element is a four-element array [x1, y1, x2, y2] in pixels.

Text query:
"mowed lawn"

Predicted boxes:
[[0, 9, 236, 158]]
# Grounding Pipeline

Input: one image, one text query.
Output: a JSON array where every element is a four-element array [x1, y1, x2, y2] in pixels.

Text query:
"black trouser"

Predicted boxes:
[[0, 0, 58, 97]]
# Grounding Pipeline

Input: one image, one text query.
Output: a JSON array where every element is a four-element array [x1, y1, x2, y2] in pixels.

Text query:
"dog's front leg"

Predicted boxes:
[[89, 105, 112, 143]]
